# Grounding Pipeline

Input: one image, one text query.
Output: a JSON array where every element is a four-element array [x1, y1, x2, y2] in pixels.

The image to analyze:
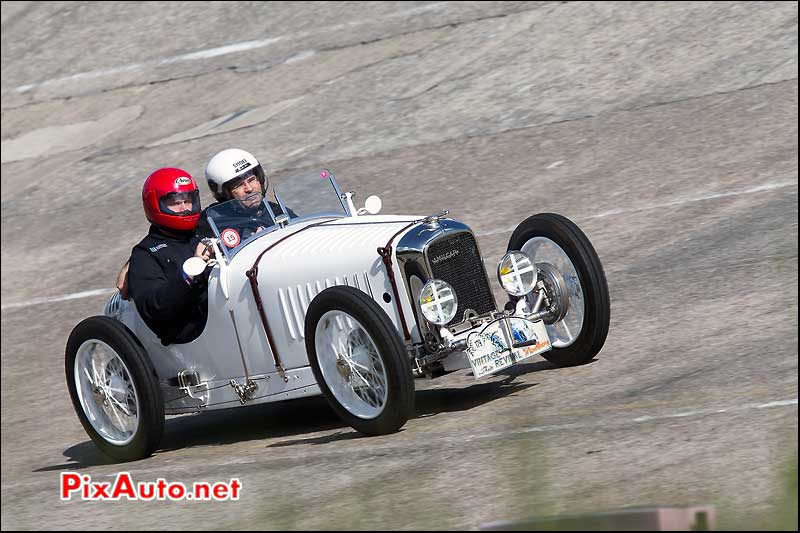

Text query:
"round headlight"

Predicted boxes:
[[498, 251, 537, 296], [419, 279, 458, 326]]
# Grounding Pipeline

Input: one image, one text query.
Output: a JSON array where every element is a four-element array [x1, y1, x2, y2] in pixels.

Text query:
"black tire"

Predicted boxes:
[[508, 213, 610, 366], [65, 316, 164, 462], [305, 286, 415, 435]]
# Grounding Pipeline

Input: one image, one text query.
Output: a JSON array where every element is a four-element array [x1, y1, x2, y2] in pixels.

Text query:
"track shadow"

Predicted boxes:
[[158, 395, 346, 453], [35, 441, 119, 472], [42, 361, 562, 468], [415, 375, 537, 418], [40, 396, 346, 470], [268, 373, 540, 448], [492, 359, 562, 377]]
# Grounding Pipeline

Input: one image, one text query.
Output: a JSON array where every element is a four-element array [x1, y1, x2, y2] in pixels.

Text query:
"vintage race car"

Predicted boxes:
[[65, 168, 610, 461]]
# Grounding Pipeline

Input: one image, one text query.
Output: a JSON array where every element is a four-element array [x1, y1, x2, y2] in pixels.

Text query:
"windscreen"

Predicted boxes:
[[273, 168, 347, 220]]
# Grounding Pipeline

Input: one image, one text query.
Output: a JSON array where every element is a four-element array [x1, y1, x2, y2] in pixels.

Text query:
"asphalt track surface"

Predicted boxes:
[[1, 2, 797, 530]]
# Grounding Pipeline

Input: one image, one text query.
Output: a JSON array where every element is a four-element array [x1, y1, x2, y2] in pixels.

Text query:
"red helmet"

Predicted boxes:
[[142, 168, 201, 232]]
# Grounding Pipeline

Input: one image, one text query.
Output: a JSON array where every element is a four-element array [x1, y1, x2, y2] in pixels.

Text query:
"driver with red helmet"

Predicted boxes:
[[127, 168, 213, 345]]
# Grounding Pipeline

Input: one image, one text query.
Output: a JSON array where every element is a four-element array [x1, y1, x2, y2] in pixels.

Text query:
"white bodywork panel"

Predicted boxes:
[[116, 214, 425, 413]]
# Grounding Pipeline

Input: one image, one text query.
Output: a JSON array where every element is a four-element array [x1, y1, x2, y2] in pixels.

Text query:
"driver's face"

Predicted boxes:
[[164, 192, 194, 213], [228, 174, 264, 208]]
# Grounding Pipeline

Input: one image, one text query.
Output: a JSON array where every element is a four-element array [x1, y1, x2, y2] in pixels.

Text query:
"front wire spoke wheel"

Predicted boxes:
[[315, 310, 389, 418], [508, 213, 610, 367], [306, 286, 414, 435]]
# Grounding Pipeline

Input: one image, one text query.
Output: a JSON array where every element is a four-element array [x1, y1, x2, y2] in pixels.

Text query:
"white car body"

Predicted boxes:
[[109, 212, 464, 414]]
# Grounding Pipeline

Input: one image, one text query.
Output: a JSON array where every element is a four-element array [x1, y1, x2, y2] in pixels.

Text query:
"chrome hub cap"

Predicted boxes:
[[537, 262, 570, 325], [522, 237, 585, 348]]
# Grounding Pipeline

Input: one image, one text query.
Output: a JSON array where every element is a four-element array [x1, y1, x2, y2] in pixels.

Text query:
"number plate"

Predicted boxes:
[[465, 318, 551, 379]]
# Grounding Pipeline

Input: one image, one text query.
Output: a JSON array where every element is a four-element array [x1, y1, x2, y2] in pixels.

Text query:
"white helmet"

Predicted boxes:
[[204, 148, 266, 202]]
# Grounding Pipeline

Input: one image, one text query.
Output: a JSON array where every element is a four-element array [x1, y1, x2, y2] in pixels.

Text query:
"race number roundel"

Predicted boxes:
[[221, 228, 241, 248]]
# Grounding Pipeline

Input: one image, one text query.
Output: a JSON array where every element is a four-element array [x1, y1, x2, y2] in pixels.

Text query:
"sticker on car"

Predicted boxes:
[[221, 228, 241, 248]]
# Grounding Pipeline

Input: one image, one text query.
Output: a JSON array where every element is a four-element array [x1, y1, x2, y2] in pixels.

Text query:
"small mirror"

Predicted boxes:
[[364, 195, 382, 215], [183, 256, 207, 277]]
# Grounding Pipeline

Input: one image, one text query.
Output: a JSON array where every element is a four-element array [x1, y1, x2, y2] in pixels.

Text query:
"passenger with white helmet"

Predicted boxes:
[[195, 148, 277, 237], [204, 148, 267, 206]]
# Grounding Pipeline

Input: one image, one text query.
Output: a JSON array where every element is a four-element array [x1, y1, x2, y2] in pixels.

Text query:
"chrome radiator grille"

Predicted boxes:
[[427, 232, 496, 324]]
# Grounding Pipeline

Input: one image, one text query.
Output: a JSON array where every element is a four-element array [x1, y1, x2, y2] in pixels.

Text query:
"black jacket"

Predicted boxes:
[[128, 225, 209, 345]]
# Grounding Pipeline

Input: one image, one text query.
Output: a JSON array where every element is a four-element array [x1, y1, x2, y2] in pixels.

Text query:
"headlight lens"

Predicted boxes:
[[498, 251, 537, 296], [419, 279, 458, 325]]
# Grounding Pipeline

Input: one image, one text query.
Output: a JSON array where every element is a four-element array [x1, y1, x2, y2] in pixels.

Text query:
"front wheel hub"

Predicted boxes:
[[536, 262, 570, 324]]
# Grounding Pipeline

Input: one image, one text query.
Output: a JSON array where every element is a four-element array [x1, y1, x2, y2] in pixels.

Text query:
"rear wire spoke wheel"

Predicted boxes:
[[66, 316, 164, 462], [508, 213, 610, 366], [75, 339, 140, 445], [306, 286, 414, 435]]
